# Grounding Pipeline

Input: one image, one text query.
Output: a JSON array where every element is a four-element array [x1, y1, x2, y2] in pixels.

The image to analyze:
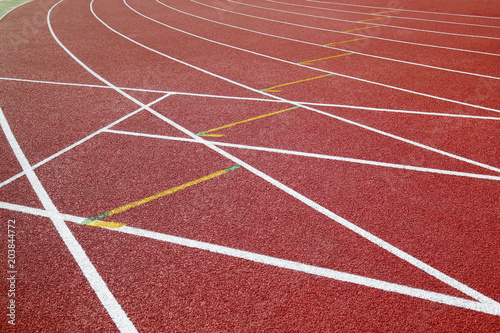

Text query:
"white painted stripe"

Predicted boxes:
[[121, 0, 500, 173], [306, 0, 500, 21], [0, 94, 171, 190], [267, 0, 500, 29], [104, 129, 500, 181], [0, 106, 138, 333], [188, 0, 500, 57], [1, 201, 499, 316], [173, 1, 500, 81], [266, 0, 500, 29], [134, 1, 500, 115], [228, 0, 500, 40], [55, 0, 500, 308], [4, 76, 500, 119]]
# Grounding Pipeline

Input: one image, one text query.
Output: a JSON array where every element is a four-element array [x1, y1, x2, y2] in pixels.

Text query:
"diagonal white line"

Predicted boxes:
[[0, 106, 137, 332], [104, 129, 500, 181], [0, 94, 171, 190], [1, 200, 499, 316], [229, 0, 500, 40], [0, 0, 32, 21]]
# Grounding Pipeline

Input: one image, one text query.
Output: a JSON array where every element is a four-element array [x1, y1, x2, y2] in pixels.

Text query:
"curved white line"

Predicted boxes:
[[306, 0, 500, 21], [229, 0, 500, 40], [168, 0, 500, 80], [138, 1, 500, 115], [189, 0, 500, 57], [266, 0, 500, 30]]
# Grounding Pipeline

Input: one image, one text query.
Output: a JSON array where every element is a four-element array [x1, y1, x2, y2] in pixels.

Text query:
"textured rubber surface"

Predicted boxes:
[[0, 0, 499, 331]]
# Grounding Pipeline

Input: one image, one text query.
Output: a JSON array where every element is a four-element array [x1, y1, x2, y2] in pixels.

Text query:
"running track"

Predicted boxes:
[[0, 0, 499, 331]]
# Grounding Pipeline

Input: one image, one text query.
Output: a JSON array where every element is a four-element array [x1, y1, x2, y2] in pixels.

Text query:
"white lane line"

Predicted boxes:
[[4, 76, 500, 119], [1, 200, 499, 316], [189, 0, 500, 57], [306, 0, 500, 21], [104, 129, 500, 181], [122, 0, 500, 174], [228, 0, 500, 40], [58, 0, 500, 307], [266, 0, 500, 30], [0, 106, 138, 333], [179, 1, 500, 81], [0, 94, 171, 190], [137, 1, 500, 115]]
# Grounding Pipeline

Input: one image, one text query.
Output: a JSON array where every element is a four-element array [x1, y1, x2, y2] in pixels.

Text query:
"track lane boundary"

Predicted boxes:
[[306, 0, 500, 20], [228, 0, 500, 40], [104, 128, 500, 181], [167, 0, 500, 80], [189, 0, 500, 57]]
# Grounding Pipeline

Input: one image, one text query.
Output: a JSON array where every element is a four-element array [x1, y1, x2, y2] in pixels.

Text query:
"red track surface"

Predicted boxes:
[[1, 0, 499, 331]]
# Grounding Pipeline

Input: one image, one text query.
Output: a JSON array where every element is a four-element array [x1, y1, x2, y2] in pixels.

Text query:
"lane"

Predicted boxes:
[[306, 0, 500, 22], [189, 0, 500, 78], [96, 0, 500, 116], [263, 0, 500, 38], [203, 0, 500, 54], [148, 0, 500, 111]]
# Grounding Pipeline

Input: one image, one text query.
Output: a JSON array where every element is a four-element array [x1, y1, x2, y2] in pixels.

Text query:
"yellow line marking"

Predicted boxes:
[[108, 169, 231, 216], [324, 37, 370, 46], [371, 10, 400, 15], [299, 52, 353, 65], [343, 25, 380, 33], [87, 221, 127, 228], [200, 106, 300, 135], [357, 16, 389, 23], [262, 74, 333, 92], [199, 133, 225, 137]]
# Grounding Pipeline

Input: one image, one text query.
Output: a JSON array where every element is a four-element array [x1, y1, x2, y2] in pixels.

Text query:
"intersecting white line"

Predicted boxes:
[[0, 94, 171, 190], [0, 106, 138, 333], [306, 0, 500, 20], [266, 0, 500, 29], [103, 129, 500, 181], [4, 76, 500, 120], [0, 200, 499, 316], [189, 0, 500, 57], [229, 0, 500, 40], [168, 0, 500, 81]]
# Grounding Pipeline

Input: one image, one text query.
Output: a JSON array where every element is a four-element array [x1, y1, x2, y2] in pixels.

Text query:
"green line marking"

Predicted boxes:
[[225, 164, 242, 172]]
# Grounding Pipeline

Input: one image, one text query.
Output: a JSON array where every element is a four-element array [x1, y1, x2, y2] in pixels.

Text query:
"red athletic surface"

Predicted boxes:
[[1, 0, 499, 331]]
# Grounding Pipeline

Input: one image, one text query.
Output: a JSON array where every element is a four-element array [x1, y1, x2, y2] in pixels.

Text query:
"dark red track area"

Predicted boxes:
[[1, 0, 499, 331]]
